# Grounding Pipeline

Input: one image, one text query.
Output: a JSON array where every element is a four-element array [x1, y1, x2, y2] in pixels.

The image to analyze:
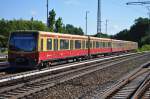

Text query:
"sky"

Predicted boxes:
[[0, 0, 149, 35]]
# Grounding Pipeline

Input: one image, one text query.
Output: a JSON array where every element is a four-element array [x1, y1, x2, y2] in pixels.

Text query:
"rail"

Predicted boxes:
[[0, 52, 144, 84], [0, 52, 149, 98], [101, 61, 150, 99]]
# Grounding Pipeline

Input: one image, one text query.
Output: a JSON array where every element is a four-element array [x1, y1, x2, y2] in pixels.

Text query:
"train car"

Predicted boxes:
[[89, 37, 112, 55], [8, 30, 138, 69], [112, 40, 138, 53]]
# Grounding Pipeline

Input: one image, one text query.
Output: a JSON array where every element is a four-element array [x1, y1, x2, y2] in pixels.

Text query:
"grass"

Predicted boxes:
[[138, 44, 150, 52]]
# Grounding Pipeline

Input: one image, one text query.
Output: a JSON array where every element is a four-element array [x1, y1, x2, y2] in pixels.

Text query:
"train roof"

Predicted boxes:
[[12, 30, 137, 43], [38, 31, 113, 41]]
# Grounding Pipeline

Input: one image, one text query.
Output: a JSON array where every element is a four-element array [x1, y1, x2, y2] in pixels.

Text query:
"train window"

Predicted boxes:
[[90, 41, 93, 48], [108, 42, 111, 47], [99, 42, 102, 48], [86, 41, 89, 49], [106, 42, 109, 48], [100, 42, 102, 48], [60, 39, 69, 50], [92, 41, 94, 48], [75, 40, 81, 49], [93, 41, 96, 48], [47, 38, 52, 50], [106, 42, 108, 48], [82, 40, 85, 49], [105, 42, 107, 48], [41, 39, 43, 51], [104, 42, 106, 48], [70, 40, 74, 50], [96, 42, 99, 48], [101, 42, 104, 48], [108, 42, 110, 47], [54, 39, 58, 51]]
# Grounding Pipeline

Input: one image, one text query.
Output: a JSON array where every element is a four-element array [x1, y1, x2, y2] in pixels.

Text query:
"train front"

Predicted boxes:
[[8, 31, 39, 69]]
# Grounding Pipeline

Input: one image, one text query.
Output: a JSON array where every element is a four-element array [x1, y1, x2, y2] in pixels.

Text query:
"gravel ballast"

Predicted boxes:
[[37, 53, 150, 99]]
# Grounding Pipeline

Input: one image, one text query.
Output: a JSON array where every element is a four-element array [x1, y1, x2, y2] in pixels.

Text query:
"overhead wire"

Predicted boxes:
[[108, 0, 147, 15]]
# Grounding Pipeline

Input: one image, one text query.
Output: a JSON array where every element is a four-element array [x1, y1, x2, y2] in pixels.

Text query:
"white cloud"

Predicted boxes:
[[64, 0, 80, 6]]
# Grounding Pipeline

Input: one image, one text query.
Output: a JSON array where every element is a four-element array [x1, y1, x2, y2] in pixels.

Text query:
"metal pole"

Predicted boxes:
[[147, 6, 150, 33], [105, 19, 108, 34], [31, 17, 33, 30], [85, 11, 90, 58], [97, 0, 101, 34], [47, 0, 49, 27], [85, 11, 89, 35]]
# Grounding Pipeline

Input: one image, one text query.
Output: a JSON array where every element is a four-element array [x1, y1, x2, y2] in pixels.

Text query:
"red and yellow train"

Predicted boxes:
[[8, 31, 138, 68]]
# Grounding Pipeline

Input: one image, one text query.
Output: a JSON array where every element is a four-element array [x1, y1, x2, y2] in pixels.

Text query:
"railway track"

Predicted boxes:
[[142, 86, 150, 99], [0, 53, 133, 79], [0, 52, 149, 99], [102, 61, 150, 99], [0, 52, 140, 79]]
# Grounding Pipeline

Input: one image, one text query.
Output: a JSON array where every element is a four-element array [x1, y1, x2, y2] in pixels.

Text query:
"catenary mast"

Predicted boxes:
[[47, 0, 49, 27], [97, 0, 101, 34]]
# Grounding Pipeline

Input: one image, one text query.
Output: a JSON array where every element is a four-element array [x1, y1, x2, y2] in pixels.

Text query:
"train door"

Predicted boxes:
[[88, 36, 91, 58]]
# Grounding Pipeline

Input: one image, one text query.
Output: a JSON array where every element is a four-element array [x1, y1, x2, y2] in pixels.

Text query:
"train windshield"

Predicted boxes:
[[9, 33, 37, 52]]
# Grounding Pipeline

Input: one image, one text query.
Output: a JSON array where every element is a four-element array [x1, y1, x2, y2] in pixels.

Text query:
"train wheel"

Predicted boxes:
[[48, 62, 52, 67], [37, 62, 44, 70]]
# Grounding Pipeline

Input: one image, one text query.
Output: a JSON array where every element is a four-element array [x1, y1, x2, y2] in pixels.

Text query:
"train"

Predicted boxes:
[[8, 31, 138, 69]]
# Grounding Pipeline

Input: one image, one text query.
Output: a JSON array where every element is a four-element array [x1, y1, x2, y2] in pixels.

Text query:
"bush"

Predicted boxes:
[[139, 44, 150, 52]]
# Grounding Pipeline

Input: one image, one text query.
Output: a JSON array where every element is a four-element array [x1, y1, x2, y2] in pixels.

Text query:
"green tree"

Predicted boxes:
[[62, 25, 66, 33], [0, 19, 47, 46], [114, 17, 150, 47], [141, 34, 150, 45], [129, 18, 149, 43], [55, 17, 63, 33], [0, 19, 9, 37], [74, 27, 84, 35], [65, 24, 74, 34], [48, 9, 56, 32], [0, 35, 6, 47], [113, 29, 129, 40], [65, 24, 84, 35], [94, 33, 110, 38]]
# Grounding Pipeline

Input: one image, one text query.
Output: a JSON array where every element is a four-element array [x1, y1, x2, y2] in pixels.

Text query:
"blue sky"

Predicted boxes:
[[0, 0, 148, 35]]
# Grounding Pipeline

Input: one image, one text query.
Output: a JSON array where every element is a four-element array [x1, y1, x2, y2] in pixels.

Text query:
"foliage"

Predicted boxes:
[[141, 34, 150, 45], [0, 18, 47, 47], [55, 17, 63, 33], [113, 29, 130, 40], [113, 17, 150, 47], [64, 24, 84, 35], [0, 9, 85, 47], [48, 9, 56, 32], [138, 44, 150, 52], [0, 35, 6, 47], [47, 9, 84, 35], [94, 33, 110, 38]]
